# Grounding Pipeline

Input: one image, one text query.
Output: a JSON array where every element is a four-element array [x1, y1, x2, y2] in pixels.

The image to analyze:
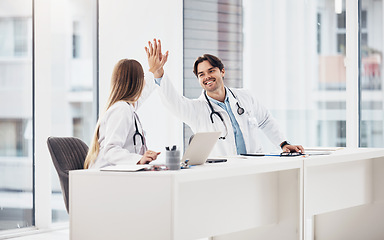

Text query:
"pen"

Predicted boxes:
[[241, 152, 305, 157], [240, 153, 281, 157]]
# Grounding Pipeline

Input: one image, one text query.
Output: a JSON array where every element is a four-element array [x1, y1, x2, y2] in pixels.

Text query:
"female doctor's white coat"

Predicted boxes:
[[157, 74, 286, 157], [90, 72, 155, 169]]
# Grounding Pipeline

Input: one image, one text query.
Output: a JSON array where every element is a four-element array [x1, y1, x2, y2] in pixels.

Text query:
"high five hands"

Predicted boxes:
[[145, 38, 168, 78]]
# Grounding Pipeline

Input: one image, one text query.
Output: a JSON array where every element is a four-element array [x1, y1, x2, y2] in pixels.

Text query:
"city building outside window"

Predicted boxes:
[[359, 0, 383, 147], [0, 0, 33, 231]]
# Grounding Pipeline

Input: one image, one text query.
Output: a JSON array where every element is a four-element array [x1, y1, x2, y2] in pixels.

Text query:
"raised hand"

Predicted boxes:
[[145, 38, 168, 78]]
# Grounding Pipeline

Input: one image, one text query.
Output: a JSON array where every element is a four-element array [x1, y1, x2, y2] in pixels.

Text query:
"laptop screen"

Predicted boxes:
[[181, 132, 221, 165]]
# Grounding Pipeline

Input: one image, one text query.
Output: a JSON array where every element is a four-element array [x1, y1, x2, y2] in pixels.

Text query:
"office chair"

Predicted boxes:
[[47, 136, 89, 213]]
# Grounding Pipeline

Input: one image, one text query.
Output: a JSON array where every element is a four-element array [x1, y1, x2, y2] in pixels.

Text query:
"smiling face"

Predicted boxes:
[[197, 60, 225, 94]]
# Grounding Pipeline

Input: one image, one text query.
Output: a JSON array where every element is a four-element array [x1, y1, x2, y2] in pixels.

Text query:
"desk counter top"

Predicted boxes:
[[73, 155, 303, 182], [303, 147, 384, 167]]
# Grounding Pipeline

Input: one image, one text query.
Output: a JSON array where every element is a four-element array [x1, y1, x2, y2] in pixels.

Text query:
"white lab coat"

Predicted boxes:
[[157, 74, 286, 156], [90, 72, 155, 168]]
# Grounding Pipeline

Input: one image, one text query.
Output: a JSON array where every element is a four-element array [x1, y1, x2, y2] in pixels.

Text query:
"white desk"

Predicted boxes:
[[70, 148, 384, 240], [303, 148, 384, 240], [70, 156, 303, 240]]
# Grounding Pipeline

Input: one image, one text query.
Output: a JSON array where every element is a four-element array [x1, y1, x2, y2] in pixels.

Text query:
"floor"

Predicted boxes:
[[2, 229, 213, 240], [0, 191, 68, 231], [2, 229, 212, 240], [1, 229, 69, 240]]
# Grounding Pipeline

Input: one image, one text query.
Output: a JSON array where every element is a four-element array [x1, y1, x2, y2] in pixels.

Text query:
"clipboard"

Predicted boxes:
[[100, 165, 168, 172]]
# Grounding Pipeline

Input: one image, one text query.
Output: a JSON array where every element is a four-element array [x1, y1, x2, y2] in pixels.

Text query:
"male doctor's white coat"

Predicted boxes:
[[157, 74, 286, 157]]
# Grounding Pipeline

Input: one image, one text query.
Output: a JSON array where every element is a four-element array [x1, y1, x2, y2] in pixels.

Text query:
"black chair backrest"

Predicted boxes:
[[47, 136, 89, 213]]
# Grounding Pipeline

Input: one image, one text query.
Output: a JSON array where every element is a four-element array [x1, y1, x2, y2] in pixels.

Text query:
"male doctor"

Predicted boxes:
[[146, 39, 304, 156]]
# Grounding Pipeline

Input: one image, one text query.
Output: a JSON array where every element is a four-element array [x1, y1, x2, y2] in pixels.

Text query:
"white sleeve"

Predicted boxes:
[[135, 72, 156, 110], [248, 91, 286, 148], [101, 105, 142, 166], [157, 73, 200, 126]]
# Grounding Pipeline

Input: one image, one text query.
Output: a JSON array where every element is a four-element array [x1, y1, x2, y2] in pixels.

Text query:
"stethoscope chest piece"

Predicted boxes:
[[236, 103, 245, 115]]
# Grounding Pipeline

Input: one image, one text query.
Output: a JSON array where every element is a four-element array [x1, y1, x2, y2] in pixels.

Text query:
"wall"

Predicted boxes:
[[98, 0, 184, 155]]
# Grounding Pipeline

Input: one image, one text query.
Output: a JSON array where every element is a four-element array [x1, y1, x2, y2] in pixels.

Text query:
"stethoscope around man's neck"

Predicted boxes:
[[204, 88, 245, 140]]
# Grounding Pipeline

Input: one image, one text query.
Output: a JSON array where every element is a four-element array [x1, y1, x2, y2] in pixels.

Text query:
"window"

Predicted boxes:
[[0, 0, 33, 231], [0, 120, 29, 157], [317, 13, 321, 54], [72, 21, 80, 58], [13, 18, 29, 56], [0, 18, 31, 57], [242, 0, 347, 151], [359, 0, 383, 147], [337, 10, 346, 54], [317, 1, 347, 147], [50, 0, 97, 222], [183, 0, 243, 148]]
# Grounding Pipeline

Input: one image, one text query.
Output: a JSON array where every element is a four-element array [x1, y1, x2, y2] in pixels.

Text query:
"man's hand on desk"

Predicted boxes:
[[281, 143, 305, 154]]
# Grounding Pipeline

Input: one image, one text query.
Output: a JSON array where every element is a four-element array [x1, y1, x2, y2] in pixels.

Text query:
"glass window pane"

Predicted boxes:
[[361, 10, 367, 29], [50, 0, 97, 222], [243, 0, 347, 151], [318, 1, 346, 147], [337, 33, 346, 54], [0, 0, 33, 231], [359, 0, 383, 147], [337, 10, 346, 28]]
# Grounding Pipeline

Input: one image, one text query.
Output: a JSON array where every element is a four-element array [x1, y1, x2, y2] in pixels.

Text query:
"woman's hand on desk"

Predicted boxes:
[[138, 150, 161, 164]]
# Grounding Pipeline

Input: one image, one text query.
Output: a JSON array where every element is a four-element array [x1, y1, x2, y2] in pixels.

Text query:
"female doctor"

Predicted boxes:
[[84, 40, 168, 169], [151, 40, 303, 156]]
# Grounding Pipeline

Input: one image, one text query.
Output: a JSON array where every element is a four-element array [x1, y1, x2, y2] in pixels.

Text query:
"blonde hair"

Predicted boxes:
[[84, 59, 145, 169]]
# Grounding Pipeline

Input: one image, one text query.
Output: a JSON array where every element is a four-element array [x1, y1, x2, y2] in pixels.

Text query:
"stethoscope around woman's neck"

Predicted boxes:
[[133, 116, 144, 146], [127, 103, 146, 153], [204, 88, 245, 140]]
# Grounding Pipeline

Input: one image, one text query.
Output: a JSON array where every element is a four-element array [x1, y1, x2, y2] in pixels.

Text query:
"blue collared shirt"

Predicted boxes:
[[154, 77, 162, 86], [207, 91, 247, 155]]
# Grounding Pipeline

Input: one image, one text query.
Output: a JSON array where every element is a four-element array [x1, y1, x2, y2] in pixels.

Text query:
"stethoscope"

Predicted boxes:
[[128, 103, 146, 153], [133, 117, 144, 147], [204, 88, 245, 139]]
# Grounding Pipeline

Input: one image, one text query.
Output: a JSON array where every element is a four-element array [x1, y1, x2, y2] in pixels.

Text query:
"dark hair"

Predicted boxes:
[[193, 54, 224, 77]]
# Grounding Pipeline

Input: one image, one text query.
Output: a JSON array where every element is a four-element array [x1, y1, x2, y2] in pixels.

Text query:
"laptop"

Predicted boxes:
[[181, 131, 221, 165], [101, 131, 221, 171]]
